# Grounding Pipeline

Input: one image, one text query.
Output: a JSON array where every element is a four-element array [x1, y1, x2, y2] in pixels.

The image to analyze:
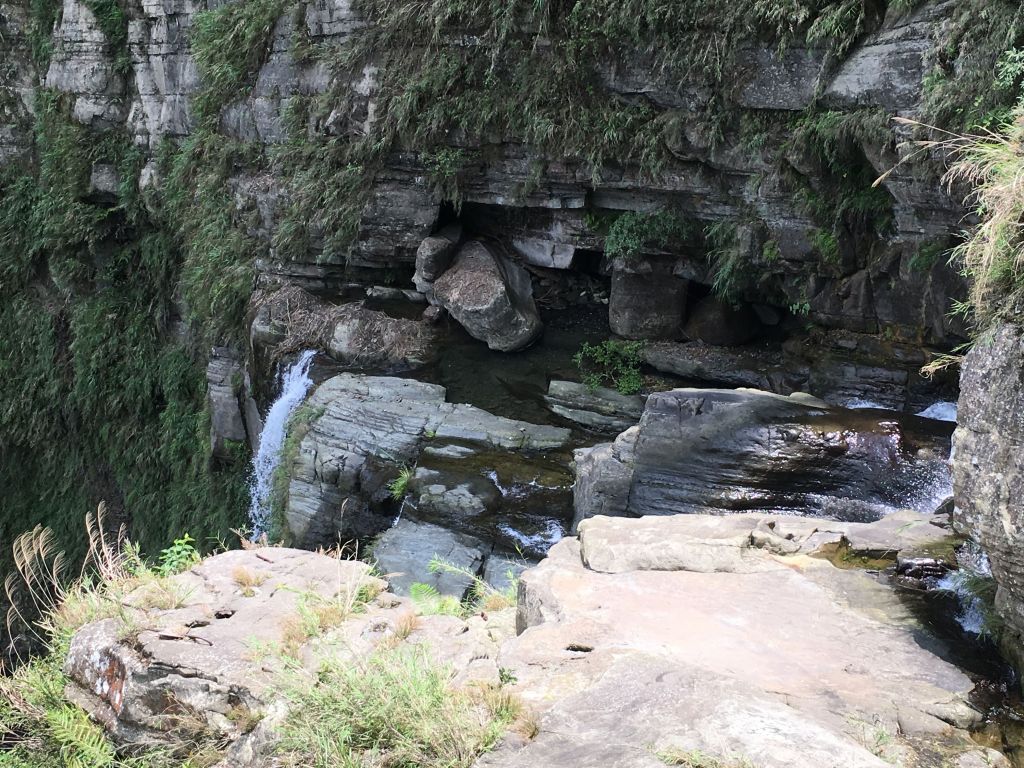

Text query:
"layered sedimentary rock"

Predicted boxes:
[[6, 0, 976, 348], [283, 373, 570, 548], [953, 322, 1024, 668], [573, 387, 954, 528], [62, 517, 1005, 767]]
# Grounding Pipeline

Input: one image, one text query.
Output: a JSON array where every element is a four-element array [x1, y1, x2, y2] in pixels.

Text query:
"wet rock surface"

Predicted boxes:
[[433, 241, 543, 352], [283, 373, 571, 549], [573, 387, 954, 528]]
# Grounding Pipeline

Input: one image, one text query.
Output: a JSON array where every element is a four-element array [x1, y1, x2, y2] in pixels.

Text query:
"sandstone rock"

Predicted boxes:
[[433, 241, 543, 352], [573, 387, 954, 528], [642, 340, 792, 390], [683, 296, 762, 346], [64, 549, 383, 747], [414, 223, 462, 293], [953, 322, 1024, 669], [284, 373, 570, 548], [489, 516, 986, 767], [543, 380, 645, 433], [372, 518, 487, 596]]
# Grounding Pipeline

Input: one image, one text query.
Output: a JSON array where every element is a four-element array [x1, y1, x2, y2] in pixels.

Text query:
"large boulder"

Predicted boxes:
[[953, 322, 1024, 669], [608, 265, 688, 340], [433, 241, 543, 352], [413, 223, 462, 295], [283, 374, 571, 548], [573, 387, 954, 529]]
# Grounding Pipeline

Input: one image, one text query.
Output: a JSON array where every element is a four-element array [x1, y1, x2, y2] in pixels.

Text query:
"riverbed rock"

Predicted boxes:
[[543, 380, 645, 433], [608, 266, 687, 340], [953, 322, 1024, 671], [487, 515, 992, 768], [372, 518, 488, 596], [573, 387, 954, 528], [642, 340, 789, 390], [283, 373, 571, 548], [413, 223, 463, 296], [433, 241, 543, 352]]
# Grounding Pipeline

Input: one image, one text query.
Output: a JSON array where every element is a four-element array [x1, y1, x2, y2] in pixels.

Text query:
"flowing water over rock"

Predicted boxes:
[[247, 350, 317, 536]]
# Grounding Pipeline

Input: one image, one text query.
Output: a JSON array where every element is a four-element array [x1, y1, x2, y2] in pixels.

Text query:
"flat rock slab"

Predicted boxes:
[[544, 380, 645, 433], [577, 509, 951, 574], [486, 516, 994, 768]]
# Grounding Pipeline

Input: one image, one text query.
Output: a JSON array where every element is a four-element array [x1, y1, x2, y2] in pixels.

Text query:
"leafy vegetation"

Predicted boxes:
[[574, 340, 646, 395], [0, 91, 248, 611], [408, 557, 518, 617], [0, 515, 227, 767], [941, 110, 1024, 325], [603, 212, 697, 261], [388, 465, 415, 502]]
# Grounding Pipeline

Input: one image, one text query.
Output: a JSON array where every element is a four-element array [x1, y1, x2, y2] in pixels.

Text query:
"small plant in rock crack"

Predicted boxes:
[[156, 534, 201, 576], [388, 465, 415, 501], [573, 340, 646, 395]]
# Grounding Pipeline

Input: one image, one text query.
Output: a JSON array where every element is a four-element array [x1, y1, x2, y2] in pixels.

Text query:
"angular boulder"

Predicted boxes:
[[413, 223, 462, 295], [432, 240, 543, 352], [573, 387, 953, 528]]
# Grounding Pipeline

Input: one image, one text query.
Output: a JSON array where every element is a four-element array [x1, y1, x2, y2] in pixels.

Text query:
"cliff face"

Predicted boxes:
[[18, 0, 979, 341], [0, 0, 1019, 583], [953, 322, 1024, 668]]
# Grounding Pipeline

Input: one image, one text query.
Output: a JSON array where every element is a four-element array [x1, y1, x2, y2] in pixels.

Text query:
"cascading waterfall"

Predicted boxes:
[[248, 350, 317, 537]]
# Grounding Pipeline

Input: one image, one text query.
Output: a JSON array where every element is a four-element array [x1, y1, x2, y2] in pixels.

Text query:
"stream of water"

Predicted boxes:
[[247, 350, 317, 537]]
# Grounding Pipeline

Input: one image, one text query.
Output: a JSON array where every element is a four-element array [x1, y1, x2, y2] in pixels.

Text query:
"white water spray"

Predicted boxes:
[[248, 350, 317, 536], [937, 542, 993, 635]]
